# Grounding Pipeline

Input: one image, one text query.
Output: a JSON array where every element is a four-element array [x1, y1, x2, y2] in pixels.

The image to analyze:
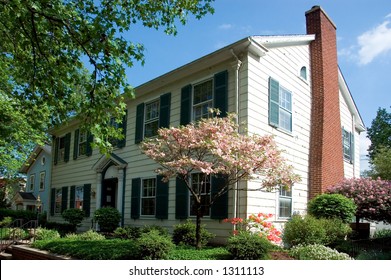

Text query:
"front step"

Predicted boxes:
[[0, 252, 12, 260]]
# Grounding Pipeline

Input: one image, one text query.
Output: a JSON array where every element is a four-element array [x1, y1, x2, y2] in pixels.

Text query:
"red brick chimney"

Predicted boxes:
[[306, 6, 344, 199]]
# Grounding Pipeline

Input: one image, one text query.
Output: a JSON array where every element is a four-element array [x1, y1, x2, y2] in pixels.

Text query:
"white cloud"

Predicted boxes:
[[218, 23, 233, 30], [357, 17, 391, 65]]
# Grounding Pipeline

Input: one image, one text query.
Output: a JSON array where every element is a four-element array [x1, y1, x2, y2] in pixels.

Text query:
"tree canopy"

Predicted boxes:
[[366, 107, 391, 161], [0, 0, 215, 176]]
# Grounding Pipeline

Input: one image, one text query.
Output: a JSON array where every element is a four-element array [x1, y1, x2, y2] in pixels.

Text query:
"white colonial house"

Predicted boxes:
[[48, 6, 365, 240]]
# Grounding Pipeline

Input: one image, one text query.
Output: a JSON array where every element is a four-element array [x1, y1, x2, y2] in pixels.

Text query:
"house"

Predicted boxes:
[[48, 6, 365, 239], [18, 145, 51, 214]]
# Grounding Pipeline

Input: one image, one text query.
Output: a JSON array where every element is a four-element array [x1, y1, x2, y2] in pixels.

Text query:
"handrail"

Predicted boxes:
[[0, 219, 39, 253]]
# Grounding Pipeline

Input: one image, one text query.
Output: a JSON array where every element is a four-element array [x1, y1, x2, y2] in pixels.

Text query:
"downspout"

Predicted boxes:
[[230, 49, 242, 226], [352, 114, 356, 177]]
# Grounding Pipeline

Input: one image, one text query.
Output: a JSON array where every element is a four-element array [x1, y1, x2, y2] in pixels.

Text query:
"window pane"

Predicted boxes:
[[279, 109, 292, 132], [75, 186, 84, 210], [141, 178, 156, 215], [55, 189, 62, 214], [193, 80, 213, 122]]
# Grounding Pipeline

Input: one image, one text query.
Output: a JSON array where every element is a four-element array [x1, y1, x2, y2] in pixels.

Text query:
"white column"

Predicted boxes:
[[95, 172, 102, 231], [117, 168, 124, 218]]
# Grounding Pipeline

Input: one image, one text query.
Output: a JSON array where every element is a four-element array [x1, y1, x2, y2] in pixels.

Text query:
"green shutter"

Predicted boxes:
[[86, 132, 93, 156], [175, 177, 189, 219], [118, 109, 128, 148], [61, 186, 68, 213], [70, 185, 75, 209], [214, 70, 228, 117], [159, 93, 171, 129], [83, 184, 91, 217], [135, 103, 144, 144], [131, 178, 141, 219], [269, 77, 280, 127], [180, 85, 192, 125], [64, 133, 71, 162], [210, 175, 228, 220], [50, 188, 55, 216], [73, 129, 79, 160], [155, 175, 169, 219], [53, 137, 59, 165]]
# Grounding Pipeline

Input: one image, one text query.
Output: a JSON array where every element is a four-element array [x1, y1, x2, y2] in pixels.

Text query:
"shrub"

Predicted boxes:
[[141, 225, 169, 237], [94, 207, 121, 233], [65, 230, 105, 241], [289, 244, 353, 260], [320, 218, 352, 246], [308, 193, 356, 223], [34, 227, 60, 241], [44, 221, 75, 237], [0, 209, 36, 223], [282, 215, 327, 248], [136, 229, 174, 260], [227, 231, 273, 260], [0, 216, 12, 227], [0, 227, 29, 240], [113, 226, 141, 239], [61, 208, 85, 229], [374, 229, 391, 239], [172, 220, 215, 247]]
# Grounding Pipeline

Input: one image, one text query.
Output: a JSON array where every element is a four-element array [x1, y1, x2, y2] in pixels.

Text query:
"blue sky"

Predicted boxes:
[[125, 0, 391, 171]]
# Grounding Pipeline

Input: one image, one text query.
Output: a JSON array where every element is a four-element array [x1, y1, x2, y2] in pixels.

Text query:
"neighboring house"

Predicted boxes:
[[18, 145, 51, 214], [49, 6, 365, 239]]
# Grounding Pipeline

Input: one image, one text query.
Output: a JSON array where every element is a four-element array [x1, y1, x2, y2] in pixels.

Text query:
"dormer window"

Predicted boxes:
[[300, 66, 307, 80]]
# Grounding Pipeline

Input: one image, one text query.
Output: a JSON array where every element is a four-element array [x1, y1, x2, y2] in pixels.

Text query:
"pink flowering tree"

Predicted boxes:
[[326, 177, 391, 225], [140, 111, 300, 248]]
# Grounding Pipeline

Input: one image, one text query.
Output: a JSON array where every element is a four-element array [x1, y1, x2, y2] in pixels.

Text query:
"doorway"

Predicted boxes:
[[101, 178, 118, 208]]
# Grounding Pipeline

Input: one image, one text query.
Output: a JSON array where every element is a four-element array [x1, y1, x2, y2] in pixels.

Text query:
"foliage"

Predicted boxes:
[[224, 213, 282, 243], [366, 146, 391, 180], [226, 231, 273, 260], [326, 177, 391, 224], [141, 111, 300, 248], [32, 238, 139, 260], [172, 220, 215, 247], [366, 107, 391, 161], [65, 230, 105, 241], [61, 208, 85, 228], [320, 218, 352, 246], [307, 193, 357, 223], [374, 229, 391, 239], [0, 216, 12, 227], [94, 207, 121, 232], [356, 250, 391, 260], [136, 229, 175, 260], [168, 245, 231, 260], [34, 227, 61, 241], [0, 209, 36, 223], [113, 225, 141, 239], [0, 0, 215, 175], [282, 215, 326, 248], [43, 221, 76, 237], [289, 244, 353, 260], [0, 227, 29, 240]]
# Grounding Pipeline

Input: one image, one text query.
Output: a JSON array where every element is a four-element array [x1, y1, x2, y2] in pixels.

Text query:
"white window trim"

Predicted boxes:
[[140, 177, 157, 217]]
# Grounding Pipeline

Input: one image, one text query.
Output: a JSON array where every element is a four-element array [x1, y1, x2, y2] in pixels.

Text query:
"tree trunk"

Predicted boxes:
[[195, 207, 202, 250]]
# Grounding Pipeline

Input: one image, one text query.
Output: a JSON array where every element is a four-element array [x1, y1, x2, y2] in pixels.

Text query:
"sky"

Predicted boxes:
[[124, 0, 391, 172]]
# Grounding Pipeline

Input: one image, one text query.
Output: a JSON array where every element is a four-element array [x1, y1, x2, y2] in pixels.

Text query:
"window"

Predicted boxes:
[[342, 128, 354, 162], [141, 178, 156, 216], [57, 136, 66, 162], [269, 77, 293, 132], [279, 188, 292, 218], [55, 189, 62, 214], [300, 66, 307, 80], [75, 186, 84, 210], [190, 173, 211, 216], [78, 131, 88, 156], [29, 175, 35, 192], [144, 100, 160, 138], [193, 79, 214, 121], [39, 172, 45, 191]]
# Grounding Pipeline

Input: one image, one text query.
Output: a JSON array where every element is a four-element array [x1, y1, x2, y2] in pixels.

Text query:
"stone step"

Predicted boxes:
[[0, 252, 13, 260]]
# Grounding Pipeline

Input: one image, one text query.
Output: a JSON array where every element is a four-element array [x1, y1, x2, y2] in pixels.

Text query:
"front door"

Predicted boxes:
[[101, 178, 117, 208]]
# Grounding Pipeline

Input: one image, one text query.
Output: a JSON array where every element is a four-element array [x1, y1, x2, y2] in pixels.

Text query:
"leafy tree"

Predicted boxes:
[[141, 112, 301, 249], [326, 178, 391, 224], [0, 0, 215, 176], [366, 146, 391, 180], [367, 107, 391, 161]]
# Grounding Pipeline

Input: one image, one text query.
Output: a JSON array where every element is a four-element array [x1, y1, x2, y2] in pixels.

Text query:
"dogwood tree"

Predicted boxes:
[[327, 177, 391, 224], [140, 112, 301, 248]]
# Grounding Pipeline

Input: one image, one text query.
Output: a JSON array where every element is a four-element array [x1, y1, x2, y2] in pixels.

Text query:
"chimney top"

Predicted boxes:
[[305, 5, 337, 29]]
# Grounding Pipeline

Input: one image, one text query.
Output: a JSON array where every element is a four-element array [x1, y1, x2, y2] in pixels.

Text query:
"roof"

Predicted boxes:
[[17, 192, 37, 200], [19, 144, 52, 173]]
